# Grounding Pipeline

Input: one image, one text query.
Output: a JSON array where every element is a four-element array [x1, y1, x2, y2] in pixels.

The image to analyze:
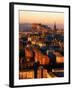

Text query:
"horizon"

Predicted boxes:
[[19, 10, 64, 28], [19, 23, 64, 30]]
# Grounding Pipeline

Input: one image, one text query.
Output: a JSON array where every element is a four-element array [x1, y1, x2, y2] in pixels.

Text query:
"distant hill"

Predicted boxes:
[[19, 23, 64, 32], [19, 23, 32, 32]]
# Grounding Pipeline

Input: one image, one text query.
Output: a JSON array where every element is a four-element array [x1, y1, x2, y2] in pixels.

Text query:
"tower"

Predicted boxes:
[[54, 22, 56, 30], [53, 22, 57, 35]]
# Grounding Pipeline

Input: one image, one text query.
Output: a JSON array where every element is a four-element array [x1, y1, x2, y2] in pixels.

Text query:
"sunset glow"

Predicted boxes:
[[19, 11, 64, 25], [19, 10, 64, 79]]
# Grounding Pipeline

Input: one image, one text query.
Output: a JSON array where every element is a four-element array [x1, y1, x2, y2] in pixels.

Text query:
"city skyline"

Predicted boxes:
[[19, 10, 64, 79], [19, 11, 64, 29]]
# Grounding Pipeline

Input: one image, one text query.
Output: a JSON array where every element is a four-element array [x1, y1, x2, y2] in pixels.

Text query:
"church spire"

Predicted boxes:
[[54, 22, 56, 30]]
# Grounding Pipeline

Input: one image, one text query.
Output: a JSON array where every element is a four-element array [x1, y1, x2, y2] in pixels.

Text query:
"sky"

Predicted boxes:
[[19, 10, 64, 28]]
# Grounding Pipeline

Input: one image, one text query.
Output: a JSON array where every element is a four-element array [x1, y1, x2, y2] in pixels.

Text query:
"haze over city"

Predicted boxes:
[[19, 11, 64, 29], [19, 10, 64, 79]]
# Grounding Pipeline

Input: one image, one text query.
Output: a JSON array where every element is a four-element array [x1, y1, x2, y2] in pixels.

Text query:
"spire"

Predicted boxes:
[[54, 22, 56, 30]]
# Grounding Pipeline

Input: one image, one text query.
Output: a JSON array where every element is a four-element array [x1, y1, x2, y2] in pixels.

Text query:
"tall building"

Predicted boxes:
[[54, 22, 56, 30], [53, 22, 57, 35]]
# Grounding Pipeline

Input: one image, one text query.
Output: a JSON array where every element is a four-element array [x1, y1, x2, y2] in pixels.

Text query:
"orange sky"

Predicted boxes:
[[19, 11, 64, 25]]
